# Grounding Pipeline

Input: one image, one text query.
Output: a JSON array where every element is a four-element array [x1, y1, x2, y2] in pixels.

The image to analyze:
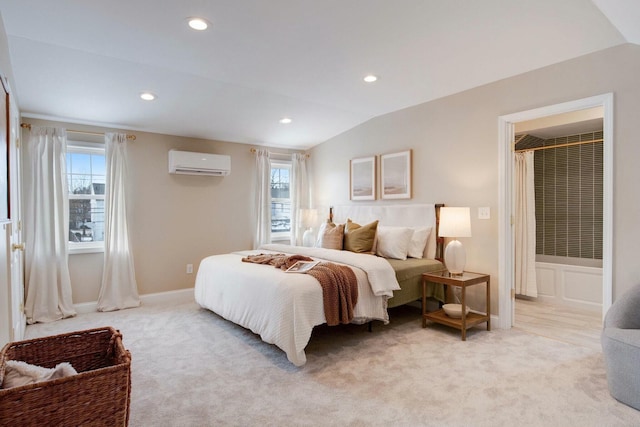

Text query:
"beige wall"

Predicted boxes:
[[310, 43, 640, 314], [22, 118, 296, 303]]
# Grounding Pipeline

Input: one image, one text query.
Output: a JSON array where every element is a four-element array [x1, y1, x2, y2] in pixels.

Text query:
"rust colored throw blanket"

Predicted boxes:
[[242, 254, 358, 326]]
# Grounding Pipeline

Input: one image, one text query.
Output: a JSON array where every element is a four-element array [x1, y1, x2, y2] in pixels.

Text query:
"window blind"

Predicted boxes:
[[533, 131, 603, 260]]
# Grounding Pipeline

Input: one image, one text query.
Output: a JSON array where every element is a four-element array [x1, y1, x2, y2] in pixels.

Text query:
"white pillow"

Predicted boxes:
[[407, 227, 432, 259], [375, 226, 414, 260]]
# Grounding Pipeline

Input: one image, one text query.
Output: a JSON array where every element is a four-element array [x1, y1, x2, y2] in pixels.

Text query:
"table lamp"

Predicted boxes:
[[438, 207, 472, 275]]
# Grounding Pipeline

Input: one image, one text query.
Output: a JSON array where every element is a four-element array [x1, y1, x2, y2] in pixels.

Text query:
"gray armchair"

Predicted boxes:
[[601, 284, 640, 410]]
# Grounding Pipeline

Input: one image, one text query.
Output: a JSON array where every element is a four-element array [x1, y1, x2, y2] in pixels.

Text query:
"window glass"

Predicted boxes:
[[271, 163, 291, 236], [66, 145, 106, 249]]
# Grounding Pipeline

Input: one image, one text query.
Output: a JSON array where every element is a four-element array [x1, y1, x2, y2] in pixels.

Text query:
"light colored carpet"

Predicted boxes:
[[25, 301, 639, 427]]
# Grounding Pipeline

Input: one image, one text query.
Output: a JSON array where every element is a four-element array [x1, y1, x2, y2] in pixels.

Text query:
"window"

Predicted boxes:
[[270, 161, 291, 240], [66, 143, 106, 253]]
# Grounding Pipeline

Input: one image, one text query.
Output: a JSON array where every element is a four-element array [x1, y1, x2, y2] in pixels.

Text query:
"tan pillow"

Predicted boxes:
[[316, 221, 344, 250], [344, 219, 378, 253]]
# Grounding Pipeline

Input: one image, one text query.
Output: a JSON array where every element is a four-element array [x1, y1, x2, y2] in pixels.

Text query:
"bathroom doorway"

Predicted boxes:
[[511, 109, 604, 348], [497, 93, 613, 330]]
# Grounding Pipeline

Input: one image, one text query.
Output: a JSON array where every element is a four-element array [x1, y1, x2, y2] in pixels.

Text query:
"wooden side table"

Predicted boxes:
[[421, 270, 490, 340]]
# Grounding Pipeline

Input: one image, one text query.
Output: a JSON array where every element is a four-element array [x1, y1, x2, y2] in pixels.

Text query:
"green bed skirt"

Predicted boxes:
[[385, 258, 445, 308]]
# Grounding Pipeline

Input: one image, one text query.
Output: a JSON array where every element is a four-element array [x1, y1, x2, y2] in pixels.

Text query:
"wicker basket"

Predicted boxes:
[[0, 326, 131, 427]]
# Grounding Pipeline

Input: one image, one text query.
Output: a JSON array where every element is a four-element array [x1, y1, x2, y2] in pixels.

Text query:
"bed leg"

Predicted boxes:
[[368, 321, 373, 333]]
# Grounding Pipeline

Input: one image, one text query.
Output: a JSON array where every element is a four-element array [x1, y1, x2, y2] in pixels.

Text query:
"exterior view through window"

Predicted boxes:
[[271, 162, 291, 239], [66, 144, 106, 249]]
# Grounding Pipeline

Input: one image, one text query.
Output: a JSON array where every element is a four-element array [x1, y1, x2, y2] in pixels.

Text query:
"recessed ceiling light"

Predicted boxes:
[[279, 117, 292, 124], [140, 92, 156, 101], [363, 74, 378, 83], [188, 17, 209, 31]]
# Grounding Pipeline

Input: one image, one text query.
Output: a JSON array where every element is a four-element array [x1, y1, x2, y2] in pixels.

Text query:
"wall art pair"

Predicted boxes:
[[350, 149, 412, 201]]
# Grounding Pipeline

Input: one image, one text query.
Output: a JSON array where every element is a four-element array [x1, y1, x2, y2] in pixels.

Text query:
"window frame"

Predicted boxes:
[[66, 141, 106, 254], [270, 160, 292, 242]]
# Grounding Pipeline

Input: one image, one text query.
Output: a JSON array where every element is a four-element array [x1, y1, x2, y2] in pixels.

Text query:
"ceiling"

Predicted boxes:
[[0, 1, 636, 150]]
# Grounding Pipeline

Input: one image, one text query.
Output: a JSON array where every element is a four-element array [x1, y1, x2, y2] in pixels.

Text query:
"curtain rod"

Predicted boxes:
[[250, 147, 309, 158], [513, 138, 602, 153], [20, 123, 136, 141]]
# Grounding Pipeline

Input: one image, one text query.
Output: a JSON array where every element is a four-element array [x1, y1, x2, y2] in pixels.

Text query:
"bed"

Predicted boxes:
[[195, 204, 444, 366], [331, 204, 445, 308]]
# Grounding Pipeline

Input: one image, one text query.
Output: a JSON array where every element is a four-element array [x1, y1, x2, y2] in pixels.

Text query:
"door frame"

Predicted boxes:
[[497, 93, 613, 329], [9, 90, 24, 340]]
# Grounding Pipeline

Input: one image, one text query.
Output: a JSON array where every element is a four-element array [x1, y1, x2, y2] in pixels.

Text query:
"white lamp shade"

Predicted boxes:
[[438, 207, 472, 238], [300, 209, 318, 228]]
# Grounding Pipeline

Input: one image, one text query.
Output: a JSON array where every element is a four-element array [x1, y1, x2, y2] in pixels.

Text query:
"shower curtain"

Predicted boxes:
[[515, 151, 538, 297]]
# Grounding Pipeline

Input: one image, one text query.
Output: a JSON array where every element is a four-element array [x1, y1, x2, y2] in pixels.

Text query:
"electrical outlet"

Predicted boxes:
[[478, 207, 491, 220], [186, 264, 193, 274]]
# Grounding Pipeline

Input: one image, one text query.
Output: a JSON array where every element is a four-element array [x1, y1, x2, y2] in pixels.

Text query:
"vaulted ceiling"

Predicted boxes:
[[0, 1, 636, 149]]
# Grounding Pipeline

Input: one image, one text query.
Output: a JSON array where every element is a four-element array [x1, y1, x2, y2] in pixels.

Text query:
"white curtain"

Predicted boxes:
[[290, 153, 309, 246], [254, 149, 271, 249], [23, 127, 76, 324], [515, 151, 538, 297], [97, 133, 140, 311]]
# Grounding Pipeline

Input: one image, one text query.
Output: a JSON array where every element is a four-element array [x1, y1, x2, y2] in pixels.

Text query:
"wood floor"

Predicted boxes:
[[514, 298, 603, 351]]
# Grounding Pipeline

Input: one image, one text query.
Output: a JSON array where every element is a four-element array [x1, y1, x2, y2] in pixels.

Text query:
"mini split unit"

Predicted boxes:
[[168, 149, 231, 176]]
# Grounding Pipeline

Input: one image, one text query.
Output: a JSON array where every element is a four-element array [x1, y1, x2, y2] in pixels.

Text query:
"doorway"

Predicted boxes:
[[0, 78, 25, 346], [497, 93, 613, 329], [512, 113, 604, 348]]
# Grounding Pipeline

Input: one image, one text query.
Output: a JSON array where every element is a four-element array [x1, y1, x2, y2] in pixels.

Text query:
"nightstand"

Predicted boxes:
[[422, 270, 490, 340]]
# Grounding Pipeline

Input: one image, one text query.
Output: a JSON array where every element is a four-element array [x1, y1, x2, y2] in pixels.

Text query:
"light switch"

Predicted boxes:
[[478, 207, 490, 220]]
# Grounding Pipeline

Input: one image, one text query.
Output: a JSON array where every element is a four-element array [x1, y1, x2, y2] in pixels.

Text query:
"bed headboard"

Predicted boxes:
[[330, 204, 444, 260]]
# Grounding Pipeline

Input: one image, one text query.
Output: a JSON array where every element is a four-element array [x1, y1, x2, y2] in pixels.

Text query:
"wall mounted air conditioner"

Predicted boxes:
[[168, 150, 231, 176]]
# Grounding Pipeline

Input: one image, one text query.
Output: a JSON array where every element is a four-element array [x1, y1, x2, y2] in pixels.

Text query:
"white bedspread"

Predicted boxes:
[[194, 245, 399, 366]]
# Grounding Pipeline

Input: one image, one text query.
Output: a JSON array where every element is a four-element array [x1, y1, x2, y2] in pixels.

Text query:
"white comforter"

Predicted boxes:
[[194, 244, 400, 366]]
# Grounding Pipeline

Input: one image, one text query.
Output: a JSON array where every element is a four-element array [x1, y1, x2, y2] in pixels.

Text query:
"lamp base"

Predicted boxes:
[[444, 239, 466, 275], [302, 228, 315, 247]]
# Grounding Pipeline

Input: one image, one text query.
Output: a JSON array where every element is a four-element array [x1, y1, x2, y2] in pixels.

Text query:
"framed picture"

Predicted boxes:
[[350, 156, 376, 200], [381, 149, 412, 199]]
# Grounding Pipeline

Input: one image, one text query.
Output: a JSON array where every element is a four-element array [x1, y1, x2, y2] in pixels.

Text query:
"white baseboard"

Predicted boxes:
[[74, 288, 195, 314]]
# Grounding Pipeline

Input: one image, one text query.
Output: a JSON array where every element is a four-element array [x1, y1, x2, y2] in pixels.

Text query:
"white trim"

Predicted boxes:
[[497, 119, 515, 329], [534, 261, 603, 312], [497, 93, 613, 329], [74, 288, 195, 314], [21, 112, 140, 133], [67, 141, 104, 151], [69, 243, 104, 254]]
